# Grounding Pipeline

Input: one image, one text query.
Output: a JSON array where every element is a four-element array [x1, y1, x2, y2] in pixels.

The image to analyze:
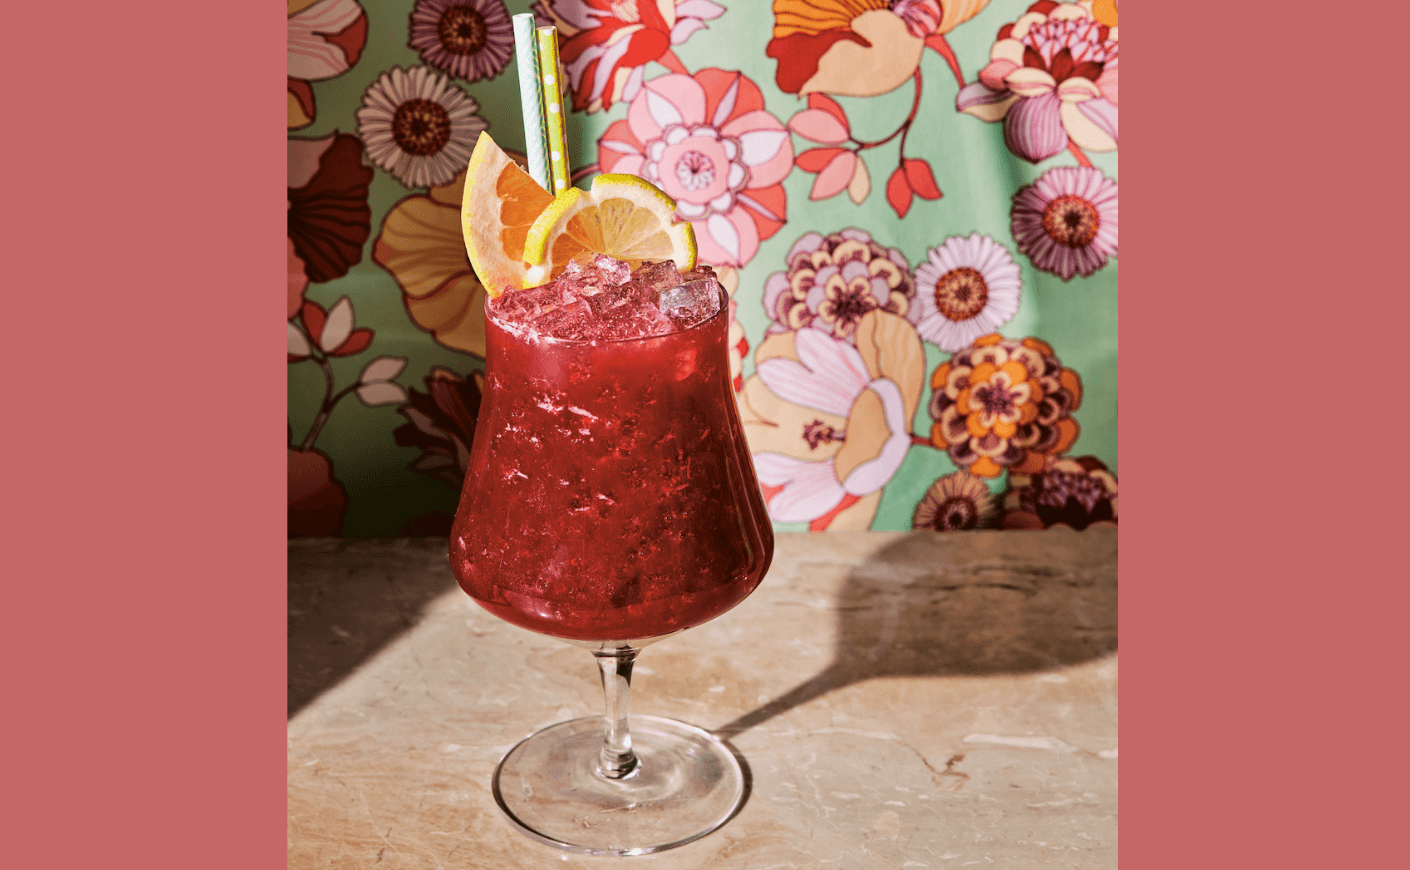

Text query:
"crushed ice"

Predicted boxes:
[[491, 256, 722, 341]]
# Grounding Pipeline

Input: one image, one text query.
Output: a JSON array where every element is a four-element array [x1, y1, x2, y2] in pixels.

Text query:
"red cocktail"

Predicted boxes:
[[450, 261, 772, 641], [449, 257, 773, 855]]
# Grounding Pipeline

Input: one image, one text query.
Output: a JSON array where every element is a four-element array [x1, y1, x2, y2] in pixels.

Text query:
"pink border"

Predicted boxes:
[[9, 3, 285, 865], [1125, 2, 1406, 867], [11, 1, 1407, 866]]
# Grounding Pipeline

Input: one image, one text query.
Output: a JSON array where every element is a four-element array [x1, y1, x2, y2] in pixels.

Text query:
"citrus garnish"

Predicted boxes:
[[462, 131, 555, 298], [522, 173, 697, 287], [461, 135, 696, 294]]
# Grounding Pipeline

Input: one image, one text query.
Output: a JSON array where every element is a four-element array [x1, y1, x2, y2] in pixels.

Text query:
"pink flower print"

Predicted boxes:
[[761, 228, 915, 341], [912, 233, 1022, 352], [739, 311, 926, 530], [1011, 165, 1117, 280], [598, 69, 792, 267], [408, 0, 514, 83], [956, 0, 1117, 163], [892, 0, 944, 38], [288, 0, 368, 129]]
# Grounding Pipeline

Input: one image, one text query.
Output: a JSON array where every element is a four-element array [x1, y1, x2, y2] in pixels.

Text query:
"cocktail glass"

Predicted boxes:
[[449, 278, 774, 855]]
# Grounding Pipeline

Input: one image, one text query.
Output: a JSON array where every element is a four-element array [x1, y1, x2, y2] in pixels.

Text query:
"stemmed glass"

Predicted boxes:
[[449, 277, 774, 855]]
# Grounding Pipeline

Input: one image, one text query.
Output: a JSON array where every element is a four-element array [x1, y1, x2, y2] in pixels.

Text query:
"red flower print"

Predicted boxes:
[[788, 96, 872, 204], [534, 0, 725, 113], [393, 367, 484, 487], [1000, 455, 1117, 529], [784, 68, 942, 215], [289, 447, 348, 536], [884, 158, 941, 218], [288, 239, 309, 321], [292, 299, 373, 360], [288, 132, 373, 284]]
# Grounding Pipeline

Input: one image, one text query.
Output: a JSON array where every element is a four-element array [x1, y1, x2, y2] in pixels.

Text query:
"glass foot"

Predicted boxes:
[[491, 715, 746, 855]]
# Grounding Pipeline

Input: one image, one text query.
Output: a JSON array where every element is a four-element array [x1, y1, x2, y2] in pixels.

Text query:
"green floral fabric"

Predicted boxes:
[[288, 0, 1118, 536]]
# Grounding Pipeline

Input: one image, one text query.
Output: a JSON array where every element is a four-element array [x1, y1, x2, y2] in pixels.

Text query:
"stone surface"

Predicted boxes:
[[288, 529, 1117, 868]]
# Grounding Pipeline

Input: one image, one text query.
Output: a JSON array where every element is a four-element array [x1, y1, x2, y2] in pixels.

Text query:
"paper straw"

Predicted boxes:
[[511, 14, 550, 191], [535, 26, 572, 195]]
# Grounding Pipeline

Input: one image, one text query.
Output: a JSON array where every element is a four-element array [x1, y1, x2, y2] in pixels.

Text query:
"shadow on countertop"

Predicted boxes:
[[288, 537, 457, 719], [290, 529, 1117, 723], [714, 526, 1118, 740]]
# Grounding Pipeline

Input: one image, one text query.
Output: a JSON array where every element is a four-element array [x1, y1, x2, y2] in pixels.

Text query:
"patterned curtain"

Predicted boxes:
[[288, 0, 1118, 536]]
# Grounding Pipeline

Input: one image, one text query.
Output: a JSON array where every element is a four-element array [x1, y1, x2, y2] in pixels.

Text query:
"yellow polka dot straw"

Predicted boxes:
[[535, 26, 571, 195]]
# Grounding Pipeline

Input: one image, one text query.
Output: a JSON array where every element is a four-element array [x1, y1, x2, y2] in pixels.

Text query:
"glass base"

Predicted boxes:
[[491, 715, 746, 855]]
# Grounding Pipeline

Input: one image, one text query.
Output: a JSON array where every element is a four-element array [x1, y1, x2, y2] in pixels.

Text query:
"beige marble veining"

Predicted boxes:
[[289, 529, 1117, 868]]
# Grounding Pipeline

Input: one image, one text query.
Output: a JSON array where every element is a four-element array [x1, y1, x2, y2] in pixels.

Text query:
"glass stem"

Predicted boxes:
[[594, 646, 640, 779]]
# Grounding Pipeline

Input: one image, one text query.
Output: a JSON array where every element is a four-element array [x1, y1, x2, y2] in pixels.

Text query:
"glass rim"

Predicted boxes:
[[484, 279, 729, 348]]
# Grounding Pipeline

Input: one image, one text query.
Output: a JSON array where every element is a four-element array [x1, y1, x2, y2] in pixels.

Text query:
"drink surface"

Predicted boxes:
[[450, 258, 774, 642]]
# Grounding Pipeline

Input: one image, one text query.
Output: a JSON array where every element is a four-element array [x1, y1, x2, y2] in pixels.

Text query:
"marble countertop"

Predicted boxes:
[[288, 529, 1117, 868]]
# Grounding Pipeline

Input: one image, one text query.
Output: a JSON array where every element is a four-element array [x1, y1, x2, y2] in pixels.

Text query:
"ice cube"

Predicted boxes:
[[530, 297, 594, 339], [585, 282, 648, 318], [591, 302, 675, 341], [590, 254, 632, 286], [554, 254, 633, 298], [552, 259, 594, 298], [657, 278, 721, 327], [492, 282, 574, 325], [630, 260, 683, 296], [679, 264, 716, 284], [499, 258, 713, 341]]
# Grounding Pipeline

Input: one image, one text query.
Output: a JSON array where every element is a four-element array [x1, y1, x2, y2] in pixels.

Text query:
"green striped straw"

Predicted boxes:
[[535, 26, 572, 195], [511, 14, 550, 191]]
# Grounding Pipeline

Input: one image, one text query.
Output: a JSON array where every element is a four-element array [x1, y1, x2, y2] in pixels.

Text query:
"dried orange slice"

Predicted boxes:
[[461, 131, 555, 298]]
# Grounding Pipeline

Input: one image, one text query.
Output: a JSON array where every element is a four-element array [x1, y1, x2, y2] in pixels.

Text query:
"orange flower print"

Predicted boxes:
[[927, 334, 1081, 478], [373, 166, 493, 357], [765, 0, 991, 97]]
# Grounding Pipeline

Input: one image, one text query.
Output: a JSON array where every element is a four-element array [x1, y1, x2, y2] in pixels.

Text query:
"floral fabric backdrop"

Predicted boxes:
[[288, 0, 1118, 537]]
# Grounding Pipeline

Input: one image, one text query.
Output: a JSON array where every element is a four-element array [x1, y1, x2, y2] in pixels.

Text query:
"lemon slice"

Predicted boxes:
[[462, 131, 555, 298], [522, 173, 696, 287]]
